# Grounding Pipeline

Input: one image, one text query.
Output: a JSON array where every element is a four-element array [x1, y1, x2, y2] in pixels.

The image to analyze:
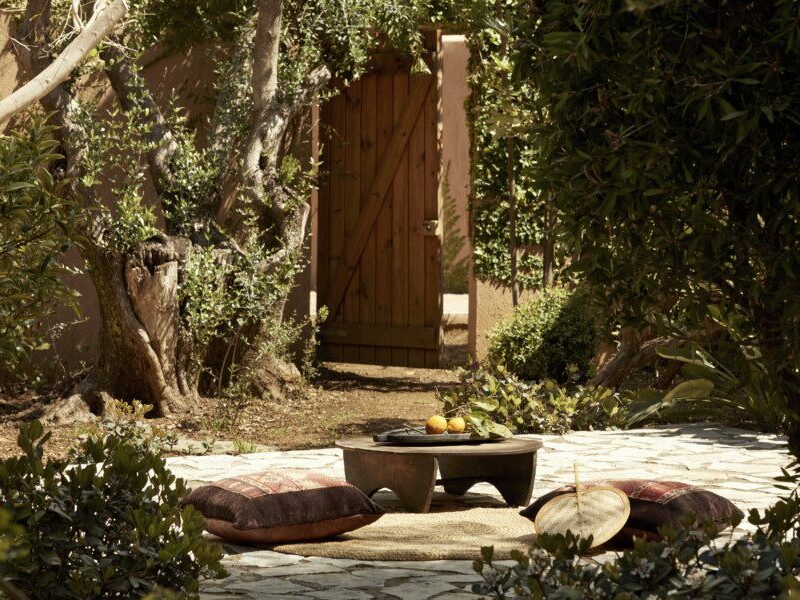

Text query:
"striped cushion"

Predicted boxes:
[[521, 479, 743, 547]]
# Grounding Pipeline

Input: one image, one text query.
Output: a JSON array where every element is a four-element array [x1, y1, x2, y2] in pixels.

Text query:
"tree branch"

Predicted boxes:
[[215, 0, 281, 227], [16, 0, 89, 187], [215, 64, 330, 230], [101, 43, 178, 197], [243, 0, 282, 181], [214, 0, 330, 252], [0, 0, 128, 124]]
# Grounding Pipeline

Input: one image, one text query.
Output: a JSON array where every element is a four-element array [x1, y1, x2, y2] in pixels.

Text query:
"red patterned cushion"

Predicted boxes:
[[180, 470, 384, 545], [520, 479, 742, 547]]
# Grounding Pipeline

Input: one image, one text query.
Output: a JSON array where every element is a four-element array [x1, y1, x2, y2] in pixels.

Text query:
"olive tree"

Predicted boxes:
[[2, 0, 430, 419]]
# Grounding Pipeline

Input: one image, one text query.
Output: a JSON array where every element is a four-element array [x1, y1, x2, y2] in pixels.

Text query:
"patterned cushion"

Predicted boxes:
[[520, 479, 743, 547], [180, 470, 384, 544]]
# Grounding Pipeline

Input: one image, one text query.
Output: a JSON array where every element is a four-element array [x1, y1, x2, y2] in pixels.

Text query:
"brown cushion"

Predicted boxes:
[[180, 470, 384, 545], [520, 479, 743, 547]]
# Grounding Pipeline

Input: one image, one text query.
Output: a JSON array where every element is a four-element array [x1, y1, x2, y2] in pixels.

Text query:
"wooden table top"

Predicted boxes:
[[335, 436, 543, 456]]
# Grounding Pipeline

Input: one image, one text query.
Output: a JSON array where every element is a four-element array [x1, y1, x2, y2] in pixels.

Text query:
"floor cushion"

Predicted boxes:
[[521, 479, 743, 547], [180, 470, 384, 545]]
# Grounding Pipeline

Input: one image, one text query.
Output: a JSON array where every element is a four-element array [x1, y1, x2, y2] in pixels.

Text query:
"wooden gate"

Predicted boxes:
[[316, 37, 443, 368]]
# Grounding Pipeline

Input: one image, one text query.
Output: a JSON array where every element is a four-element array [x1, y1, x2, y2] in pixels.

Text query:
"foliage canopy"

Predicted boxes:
[[492, 0, 800, 446]]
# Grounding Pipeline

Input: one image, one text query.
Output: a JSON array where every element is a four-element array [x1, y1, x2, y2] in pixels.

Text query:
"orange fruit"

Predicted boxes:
[[425, 415, 448, 435], [447, 417, 466, 433]]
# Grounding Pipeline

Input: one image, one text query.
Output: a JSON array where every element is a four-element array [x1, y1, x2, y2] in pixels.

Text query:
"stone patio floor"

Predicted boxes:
[[165, 424, 790, 600]]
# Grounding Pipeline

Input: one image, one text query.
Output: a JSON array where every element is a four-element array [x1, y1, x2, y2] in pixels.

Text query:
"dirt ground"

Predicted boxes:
[[0, 326, 469, 458], [0, 364, 459, 458], [181, 363, 460, 451]]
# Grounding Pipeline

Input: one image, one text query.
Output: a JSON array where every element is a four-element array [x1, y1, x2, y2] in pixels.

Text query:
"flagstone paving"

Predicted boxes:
[[165, 423, 790, 599]]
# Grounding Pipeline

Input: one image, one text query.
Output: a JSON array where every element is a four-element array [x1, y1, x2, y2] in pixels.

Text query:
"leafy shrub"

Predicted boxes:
[[440, 365, 629, 436], [474, 458, 800, 599], [488, 288, 598, 383], [506, 0, 800, 449], [0, 120, 79, 382], [627, 344, 787, 433], [0, 421, 225, 599], [72, 399, 178, 461]]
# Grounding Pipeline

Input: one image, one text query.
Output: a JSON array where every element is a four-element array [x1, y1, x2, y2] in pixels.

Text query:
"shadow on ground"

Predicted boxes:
[[318, 365, 460, 394], [643, 423, 788, 451], [331, 417, 412, 439]]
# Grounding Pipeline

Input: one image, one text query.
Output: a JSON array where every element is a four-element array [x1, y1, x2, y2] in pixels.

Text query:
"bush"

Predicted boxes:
[[0, 121, 78, 383], [440, 365, 629, 436], [473, 458, 800, 599], [73, 399, 179, 460], [0, 421, 225, 599], [488, 288, 598, 383]]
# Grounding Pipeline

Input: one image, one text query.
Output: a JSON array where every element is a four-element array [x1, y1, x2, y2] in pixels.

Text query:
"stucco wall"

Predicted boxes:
[[469, 280, 539, 360], [440, 35, 472, 295], [0, 15, 21, 101]]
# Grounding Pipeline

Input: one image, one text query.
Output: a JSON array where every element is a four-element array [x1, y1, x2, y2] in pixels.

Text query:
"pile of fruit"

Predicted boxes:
[[425, 415, 466, 435]]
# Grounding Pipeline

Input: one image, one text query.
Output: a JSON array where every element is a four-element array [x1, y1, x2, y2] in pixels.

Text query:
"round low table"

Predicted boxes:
[[335, 437, 544, 513]]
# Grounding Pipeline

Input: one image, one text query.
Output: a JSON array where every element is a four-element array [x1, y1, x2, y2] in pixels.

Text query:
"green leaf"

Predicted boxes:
[[625, 388, 667, 427], [3, 181, 35, 192], [721, 110, 746, 121], [472, 398, 500, 412], [662, 379, 714, 402]]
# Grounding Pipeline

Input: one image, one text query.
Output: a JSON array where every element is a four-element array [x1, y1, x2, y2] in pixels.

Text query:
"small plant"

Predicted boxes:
[[439, 365, 629, 436], [488, 288, 598, 383], [300, 305, 329, 382], [232, 439, 258, 455], [473, 459, 800, 599], [0, 119, 79, 383], [71, 399, 178, 461], [0, 421, 225, 599]]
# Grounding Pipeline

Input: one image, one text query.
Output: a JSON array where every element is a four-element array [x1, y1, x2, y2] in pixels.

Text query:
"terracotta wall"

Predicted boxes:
[[469, 281, 540, 360], [0, 15, 20, 101]]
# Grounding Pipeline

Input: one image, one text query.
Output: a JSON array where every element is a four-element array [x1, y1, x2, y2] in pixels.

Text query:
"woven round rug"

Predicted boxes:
[[271, 507, 537, 560]]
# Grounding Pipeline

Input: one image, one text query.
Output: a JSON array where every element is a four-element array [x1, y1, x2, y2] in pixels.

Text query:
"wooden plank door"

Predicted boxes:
[[317, 37, 443, 367]]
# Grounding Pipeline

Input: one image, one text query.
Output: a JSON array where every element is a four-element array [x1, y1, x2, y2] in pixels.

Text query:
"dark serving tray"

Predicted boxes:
[[372, 427, 505, 445]]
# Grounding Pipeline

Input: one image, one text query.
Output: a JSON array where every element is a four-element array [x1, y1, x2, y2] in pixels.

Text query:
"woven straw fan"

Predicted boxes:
[[533, 463, 630, 548]]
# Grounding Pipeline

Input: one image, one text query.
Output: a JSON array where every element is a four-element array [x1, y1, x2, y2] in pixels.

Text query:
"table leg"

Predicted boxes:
[[342, 449, 438, 513], [438, 451, 537, 507], [436, 456, 481, 496], [489, 452, 537, 506]]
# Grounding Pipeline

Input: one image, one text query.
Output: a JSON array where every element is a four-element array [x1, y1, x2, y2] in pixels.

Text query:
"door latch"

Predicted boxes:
[[422, 220, 439, 236]]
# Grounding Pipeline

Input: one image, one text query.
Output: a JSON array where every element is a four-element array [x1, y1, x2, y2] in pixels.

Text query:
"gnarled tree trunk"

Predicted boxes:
[[45, 235, 197, 422], [592, 327, 675, 389], [92, 235, 195, 415]]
